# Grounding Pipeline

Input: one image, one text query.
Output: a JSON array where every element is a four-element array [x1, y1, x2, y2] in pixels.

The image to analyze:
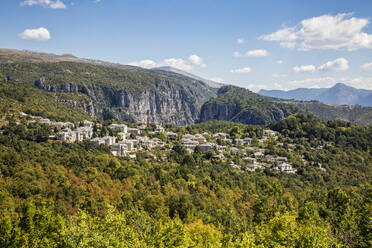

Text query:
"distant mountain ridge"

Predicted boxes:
[[259, 83, 372, 107]]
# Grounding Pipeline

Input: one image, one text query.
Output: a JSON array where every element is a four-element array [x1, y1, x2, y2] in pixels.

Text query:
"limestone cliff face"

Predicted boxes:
[[199, 102, 235, 123], [35, 77, 212, 125]]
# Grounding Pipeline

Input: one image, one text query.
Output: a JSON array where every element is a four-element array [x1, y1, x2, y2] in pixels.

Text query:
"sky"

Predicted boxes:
[[2, 0, 372, 91]]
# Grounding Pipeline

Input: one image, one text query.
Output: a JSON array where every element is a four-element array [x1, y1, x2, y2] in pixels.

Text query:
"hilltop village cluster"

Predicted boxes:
[[22, 113, 310, 174]]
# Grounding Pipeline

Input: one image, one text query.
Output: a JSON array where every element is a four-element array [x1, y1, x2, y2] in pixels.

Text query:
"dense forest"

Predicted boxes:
[[0, 111, 371, 247], [200, 85, 301, 125], [286, 100, 372, 126]]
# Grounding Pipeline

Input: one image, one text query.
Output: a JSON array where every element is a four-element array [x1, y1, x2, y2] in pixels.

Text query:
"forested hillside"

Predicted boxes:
[[0, 112, 371, 247], [286, 100, 372, 126], [200, 85, 300, 125], [0, 80, 91, 124]]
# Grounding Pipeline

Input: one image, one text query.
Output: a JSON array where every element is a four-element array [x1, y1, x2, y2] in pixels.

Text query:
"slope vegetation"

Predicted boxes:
[[0, 80, 90, 124], [200, 85, 300, 125]]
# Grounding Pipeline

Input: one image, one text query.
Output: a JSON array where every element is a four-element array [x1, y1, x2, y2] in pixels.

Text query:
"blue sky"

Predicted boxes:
[[2, 0, 372, 91]]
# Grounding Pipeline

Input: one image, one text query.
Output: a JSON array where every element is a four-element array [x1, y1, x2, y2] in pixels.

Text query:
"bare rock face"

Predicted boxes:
[[199, 102, 235, 123], [113, 88, 198, 125], [35, 78, 209, 125]]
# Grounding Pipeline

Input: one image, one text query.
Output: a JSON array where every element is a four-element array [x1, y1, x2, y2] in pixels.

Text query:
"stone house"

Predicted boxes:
[[109, 124, 128, 133], [275, 163, 296, 173], [199, 143, 215, 152], [127, 127, 140, 135]]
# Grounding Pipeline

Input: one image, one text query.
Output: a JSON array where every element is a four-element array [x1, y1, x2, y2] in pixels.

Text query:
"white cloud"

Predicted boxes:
[[293, 65, 316, 73], [210, 77, 224, 83], [19, 27, 51, 41], [128, 59, 157, 69], [318, 58, 349, 71], [247, 82, 288, 92], [245, 49, 269, 57], [20, 0, 67, 9], [230, 67, 252, 73], [349, 77, 372, 89], [129, 55, 206, 71], [276, 60, 283, 65], [260, 13, 372, 51], [294, 58, 349, 73], [273, 73, 288, 78], [237, 38, 244, 44], [162, 58, 193, 71], [234, 51, 242, 57], [188, 54, 206, 68], [361, 62, 372, 71]]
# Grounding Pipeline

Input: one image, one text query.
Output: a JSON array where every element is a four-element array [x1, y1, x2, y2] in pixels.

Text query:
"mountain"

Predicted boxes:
[[0, 49, 217, 125], [200, 85, 300, 125], [200, 85, 372, 126], [153, 66, 225, 88], [0, 48, 136, 70], [3, 48, 372, 127], [259, 83, 372, 106], [284, 100, 372, 126]]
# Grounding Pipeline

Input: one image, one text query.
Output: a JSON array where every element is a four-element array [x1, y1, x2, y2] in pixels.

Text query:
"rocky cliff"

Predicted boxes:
[[1, 62, 216, 125], [35, 76, 208, 125]]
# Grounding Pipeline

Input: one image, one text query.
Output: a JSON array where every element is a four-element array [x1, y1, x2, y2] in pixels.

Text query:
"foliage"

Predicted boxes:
[[0, 80, 90, 123], [289, 100, 372, 126], [200, 85, 301, 125], [0, 114, 371, 247]]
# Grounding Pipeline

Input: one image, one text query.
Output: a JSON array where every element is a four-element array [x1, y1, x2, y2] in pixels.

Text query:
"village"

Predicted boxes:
[[21, 113, 310, 174]]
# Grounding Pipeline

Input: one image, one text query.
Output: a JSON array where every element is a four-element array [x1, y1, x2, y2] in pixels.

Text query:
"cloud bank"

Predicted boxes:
[[230, 67, 252, 73], [19, 27, 51, 41], [294, 58, 349, 73], [129, 55, 206, 71], [21, 0, 67, 9], [260, 13, 372, 51]]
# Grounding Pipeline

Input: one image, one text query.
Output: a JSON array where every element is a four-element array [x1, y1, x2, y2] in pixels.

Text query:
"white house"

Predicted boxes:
[[108, 124, 128, 133], [199, 143, 215, 152], [83, 120, 94, 128], [110, 143, 127, 156], [155, 125, 165, 133], [275, 163, 296, 174], [254, 151, 265, 159], [127, 127, 140, 135]]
